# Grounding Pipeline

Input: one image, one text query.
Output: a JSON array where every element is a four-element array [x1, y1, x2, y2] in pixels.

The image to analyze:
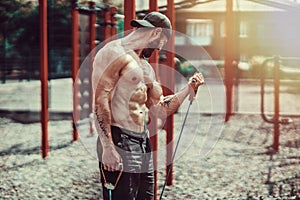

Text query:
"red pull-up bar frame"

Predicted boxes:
[[39, 0, 49, 159]]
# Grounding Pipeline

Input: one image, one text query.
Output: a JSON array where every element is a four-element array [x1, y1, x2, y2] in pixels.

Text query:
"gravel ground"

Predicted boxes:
[[1, 79, 299, 199], [1, 113, 299, 200]]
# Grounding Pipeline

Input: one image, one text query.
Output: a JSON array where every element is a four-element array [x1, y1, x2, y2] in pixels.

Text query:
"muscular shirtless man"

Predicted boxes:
[[92, 12, 204, 200]]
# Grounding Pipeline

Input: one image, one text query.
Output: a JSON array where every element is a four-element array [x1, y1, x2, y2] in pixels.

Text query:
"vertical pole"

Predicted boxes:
[[234, 9, 240, 113], [71, 1, 79, 141], [273, 56, 280, 152], [39, 0, 49, 158], [148, 1, 158, 199], [89, 2, 96, 52], [89, 1, 96, 135], [165, 0, 175, 186], [149, 1, 159, 77], [124, 0, 135, 33], [225, 0, 234, 122], [103, 8, 112, 40], [110, 7, 118, 39]]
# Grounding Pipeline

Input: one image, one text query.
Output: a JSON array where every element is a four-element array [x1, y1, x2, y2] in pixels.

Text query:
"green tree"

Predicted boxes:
[[15, 6, 40, 80], [0, 0, 33, 82], [14, 0, 72, 79], [48, 0, 72, 78]]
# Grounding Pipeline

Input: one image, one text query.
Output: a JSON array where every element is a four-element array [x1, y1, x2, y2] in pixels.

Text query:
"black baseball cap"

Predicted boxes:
[[130, 12, 172, 39]]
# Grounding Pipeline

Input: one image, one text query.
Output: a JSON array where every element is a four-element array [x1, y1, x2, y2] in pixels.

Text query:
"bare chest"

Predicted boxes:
[[119, 61, 144, 86]]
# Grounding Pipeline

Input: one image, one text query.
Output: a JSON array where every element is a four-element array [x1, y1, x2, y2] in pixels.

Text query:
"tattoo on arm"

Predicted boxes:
[[162, 95, 175, 107], [95, 107, 110, 139], [154, 94, 180, 117]]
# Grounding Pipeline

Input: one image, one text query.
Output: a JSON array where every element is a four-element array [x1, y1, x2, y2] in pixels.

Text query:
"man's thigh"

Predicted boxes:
[[136, 172, 154, 200]]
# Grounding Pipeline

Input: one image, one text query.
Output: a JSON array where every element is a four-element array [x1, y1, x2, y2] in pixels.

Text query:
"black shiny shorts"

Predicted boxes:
[[98, 126, 154, 200]]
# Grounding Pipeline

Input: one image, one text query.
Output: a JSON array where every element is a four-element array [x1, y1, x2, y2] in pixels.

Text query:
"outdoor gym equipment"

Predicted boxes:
[[38, 0, 118, 158], [260, 55, 300, 152], [39, 0, 49, 158]]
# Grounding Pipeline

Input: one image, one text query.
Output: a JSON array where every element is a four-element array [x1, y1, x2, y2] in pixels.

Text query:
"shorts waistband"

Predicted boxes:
[[111, 126, 148, 141]]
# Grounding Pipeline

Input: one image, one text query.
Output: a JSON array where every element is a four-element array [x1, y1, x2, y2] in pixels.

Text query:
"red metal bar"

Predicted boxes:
[[110, 7, 118, 38], [148, 1, 159, 74], [149, 1, 159, 77], [224, 0, 234, 122], [260, 58, 275, 124], [103, 8, 111, 40], [89, 1, 97, 135], [159, 61, 172, 187], [149, 0, 158, 11], [273, 56, 280, 152], [39, 0, 49, 158], [165, 0, 175, 186], [71, 1, 79, 141], [124, 0, 135, 32], [89, 2, 96, 51], [148, 1, 159, 199]]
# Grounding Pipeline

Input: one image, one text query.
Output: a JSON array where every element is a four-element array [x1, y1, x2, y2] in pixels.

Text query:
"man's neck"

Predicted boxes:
[[121, 30, 151, 53]]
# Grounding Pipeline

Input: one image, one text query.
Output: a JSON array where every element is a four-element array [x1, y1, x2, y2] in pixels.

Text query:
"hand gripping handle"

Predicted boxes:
[[189, 78, 198, 102]]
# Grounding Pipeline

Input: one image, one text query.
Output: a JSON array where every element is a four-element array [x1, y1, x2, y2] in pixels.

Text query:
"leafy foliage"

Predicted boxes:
[[0, 0, 33, 70], [0, 0, 72, 78]]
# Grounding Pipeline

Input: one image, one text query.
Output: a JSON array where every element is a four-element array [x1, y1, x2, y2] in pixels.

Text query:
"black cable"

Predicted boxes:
[[159, 97, 194, 199]]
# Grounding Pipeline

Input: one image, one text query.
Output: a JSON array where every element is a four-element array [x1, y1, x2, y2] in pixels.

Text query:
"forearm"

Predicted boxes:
[[94, 102, 114, 148], [155, 85, 190, 117]]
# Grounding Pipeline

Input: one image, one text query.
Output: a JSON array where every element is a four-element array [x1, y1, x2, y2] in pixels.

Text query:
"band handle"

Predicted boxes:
[[189, 78, 198, 102], [100, 163, 123, 191]]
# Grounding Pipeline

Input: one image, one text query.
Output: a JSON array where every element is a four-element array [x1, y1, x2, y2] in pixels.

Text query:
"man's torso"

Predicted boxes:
[[93, 39, 157, 133]]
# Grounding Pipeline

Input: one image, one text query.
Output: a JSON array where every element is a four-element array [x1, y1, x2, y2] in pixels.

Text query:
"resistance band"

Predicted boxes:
[[100, 163, 123, 200]]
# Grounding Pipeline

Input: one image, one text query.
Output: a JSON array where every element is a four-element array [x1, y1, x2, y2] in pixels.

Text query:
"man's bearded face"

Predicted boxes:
[[141, 37, 161, 59]]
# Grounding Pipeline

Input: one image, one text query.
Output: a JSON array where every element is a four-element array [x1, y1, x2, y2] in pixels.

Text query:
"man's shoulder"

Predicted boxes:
[[96, 40, 129, 61], [94, 43, 137, 76], [96, 40, 136, 64], [101, 39, 124, 54]]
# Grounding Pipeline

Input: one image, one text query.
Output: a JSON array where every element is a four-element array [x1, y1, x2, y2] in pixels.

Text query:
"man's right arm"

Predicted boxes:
[[93, 53, 130, 171], [94, 75, 123, 171], [94, 87, 114, 148]]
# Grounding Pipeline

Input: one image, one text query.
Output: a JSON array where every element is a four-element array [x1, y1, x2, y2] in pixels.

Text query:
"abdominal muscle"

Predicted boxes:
[[110, 63, 149, 133]]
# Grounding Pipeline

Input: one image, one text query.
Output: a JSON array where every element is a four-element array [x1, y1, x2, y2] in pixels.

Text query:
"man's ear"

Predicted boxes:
[[152, 27, 162, 39]]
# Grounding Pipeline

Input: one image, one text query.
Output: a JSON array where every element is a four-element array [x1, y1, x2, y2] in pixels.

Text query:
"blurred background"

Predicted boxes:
[[1, 1, 300, 199], [1, 0, 300, 81]]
